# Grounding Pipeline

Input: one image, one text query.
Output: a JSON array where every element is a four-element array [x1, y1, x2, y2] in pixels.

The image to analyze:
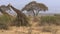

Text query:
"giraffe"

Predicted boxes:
[[0, 5, 13, 17], [7, 4, 29, 26], [0, 5, 15, 26]]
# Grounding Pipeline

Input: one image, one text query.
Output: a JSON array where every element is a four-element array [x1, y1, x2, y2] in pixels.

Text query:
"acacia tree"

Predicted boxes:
[[35, 3, 48, 16], [22, 1, 48, 16]]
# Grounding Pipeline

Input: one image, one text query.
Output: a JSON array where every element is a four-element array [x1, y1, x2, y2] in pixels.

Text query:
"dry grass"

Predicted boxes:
[[0, 15, 60, 34], [0, 26, 60, 34]]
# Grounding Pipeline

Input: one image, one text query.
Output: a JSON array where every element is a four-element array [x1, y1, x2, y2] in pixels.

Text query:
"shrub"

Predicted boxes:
[[0, 15, 13, 30], [10, 17, 31, 27], [0, 15, 12, 24], [39, 16, 60, 26], [54, 14, 60, 16]]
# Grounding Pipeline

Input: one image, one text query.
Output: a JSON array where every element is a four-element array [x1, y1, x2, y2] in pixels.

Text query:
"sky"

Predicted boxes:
[[0, 0, 60, 14]]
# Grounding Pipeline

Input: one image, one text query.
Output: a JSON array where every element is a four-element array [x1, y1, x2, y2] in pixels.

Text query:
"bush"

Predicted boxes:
[[10, 17, 31, 27], [0, 15, 13, 30], [54, 14, 60, 16], [0, 15, 12, 24], [39, 16, 60, 26]]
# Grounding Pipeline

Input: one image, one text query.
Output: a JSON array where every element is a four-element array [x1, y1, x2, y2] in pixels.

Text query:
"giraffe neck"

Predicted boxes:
[[10, 6, 21, 14], [10, 5, 26, 18]]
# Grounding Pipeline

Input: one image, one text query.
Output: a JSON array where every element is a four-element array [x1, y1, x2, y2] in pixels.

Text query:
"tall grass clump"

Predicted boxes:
[[0, 15, 13, 30], [39, 16, 60, 26], [11, 16, 31, 27]]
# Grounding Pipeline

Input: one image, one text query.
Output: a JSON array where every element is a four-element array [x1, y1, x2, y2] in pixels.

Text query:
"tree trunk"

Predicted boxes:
[[32, 10, 36, 16], [36, 11, 40, 16]]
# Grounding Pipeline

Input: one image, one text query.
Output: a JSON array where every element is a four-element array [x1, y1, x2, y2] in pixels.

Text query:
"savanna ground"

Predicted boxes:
[[0, 14, 60, 34]]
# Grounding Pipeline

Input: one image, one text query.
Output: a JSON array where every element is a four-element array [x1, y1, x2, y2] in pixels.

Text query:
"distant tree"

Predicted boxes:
[[22, 1, 48, 16]]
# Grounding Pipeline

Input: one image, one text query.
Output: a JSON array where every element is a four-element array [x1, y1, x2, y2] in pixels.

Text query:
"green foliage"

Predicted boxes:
[[10, 17, 30, 27], [0, 15, 11, 23], [0, 14, 30, 28], [0, 15, 12, 30], [39, 16, 60, 26], [22, 1, 48, 16]]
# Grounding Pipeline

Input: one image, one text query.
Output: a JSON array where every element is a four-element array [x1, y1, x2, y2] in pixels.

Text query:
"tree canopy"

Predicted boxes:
[[22, 1, 48, 16]]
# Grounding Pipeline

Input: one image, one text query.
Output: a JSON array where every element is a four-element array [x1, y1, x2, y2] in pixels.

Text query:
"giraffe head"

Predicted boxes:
[[7, 3, 12, 11], [7, 3, 12, 7]]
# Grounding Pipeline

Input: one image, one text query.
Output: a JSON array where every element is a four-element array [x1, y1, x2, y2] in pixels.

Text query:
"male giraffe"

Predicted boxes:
[[7, 4, 29, 26]]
